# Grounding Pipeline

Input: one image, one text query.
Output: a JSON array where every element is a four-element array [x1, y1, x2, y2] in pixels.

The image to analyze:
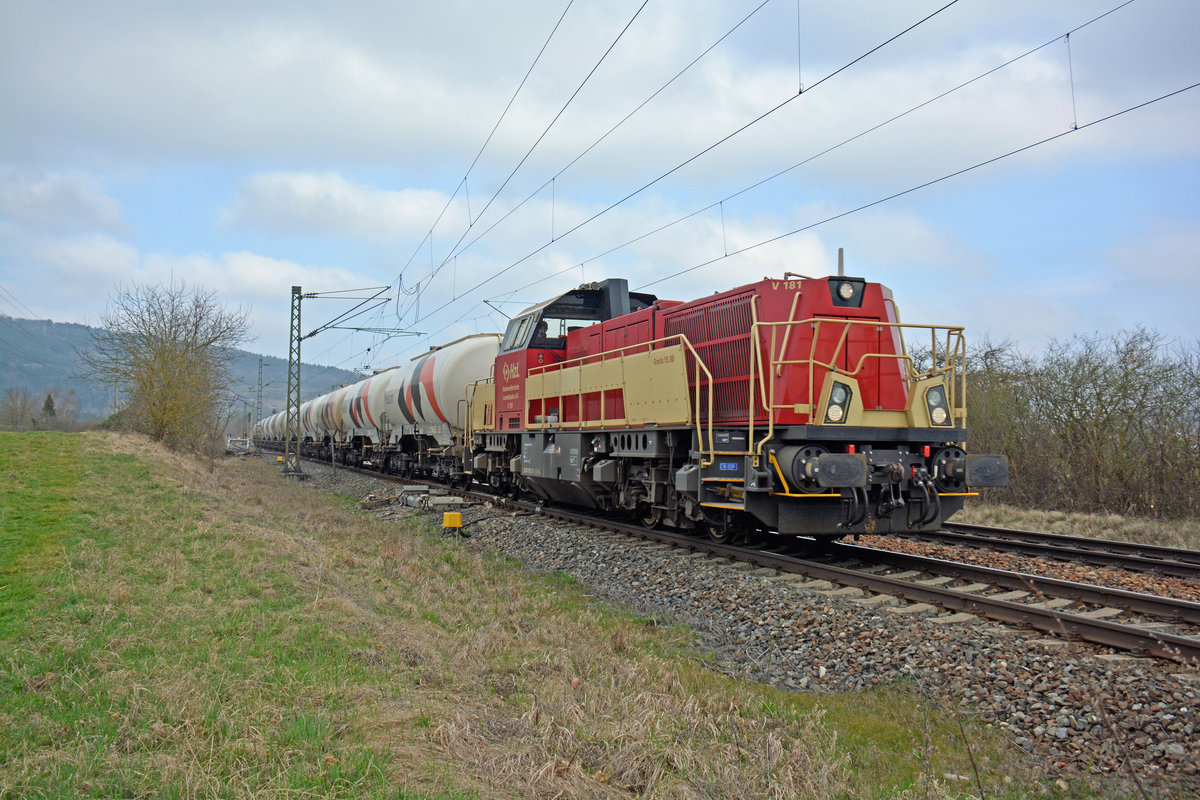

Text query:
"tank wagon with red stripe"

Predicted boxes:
[[256, 274, 1007, 540]]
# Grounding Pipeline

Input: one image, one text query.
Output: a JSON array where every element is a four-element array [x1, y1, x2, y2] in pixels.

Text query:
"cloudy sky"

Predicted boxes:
[[2, 0, 1197, 376]]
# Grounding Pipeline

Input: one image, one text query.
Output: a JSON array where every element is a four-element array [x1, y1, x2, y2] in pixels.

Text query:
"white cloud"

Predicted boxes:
[[0, 170, 126, 233], [5, 1, 1193, 178], [1, 0, 1196, 364], [1103, 223, 1200, 288], [2, 228, 374, 352], [223, 172, 459, 239]]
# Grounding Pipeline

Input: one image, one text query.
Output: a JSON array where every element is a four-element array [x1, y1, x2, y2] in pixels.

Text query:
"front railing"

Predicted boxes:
[[749, 315, 967, 461]]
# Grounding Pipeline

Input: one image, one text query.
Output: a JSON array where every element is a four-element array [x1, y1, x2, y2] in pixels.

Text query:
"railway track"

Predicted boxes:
[[298, 456, 1200, 666], [526, 506, 1200, 667], [887, 522, 1200, 580]]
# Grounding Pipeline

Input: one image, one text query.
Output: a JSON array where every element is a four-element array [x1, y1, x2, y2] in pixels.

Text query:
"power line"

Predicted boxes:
[[374, 8, 1187, 364], [637, 79, 1200, 291], [421, 0, 775, 286], [393, 1, 577, 289], [399, 0, 651, 315], [399, 0, 964, 333], [493, 0, 1144, 304]]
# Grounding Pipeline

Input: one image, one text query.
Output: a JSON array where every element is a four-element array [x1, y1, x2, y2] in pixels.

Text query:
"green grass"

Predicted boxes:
[[0, 433, 404, 798], [0, 431, 86, 633], [1, 431, 1168, 799]]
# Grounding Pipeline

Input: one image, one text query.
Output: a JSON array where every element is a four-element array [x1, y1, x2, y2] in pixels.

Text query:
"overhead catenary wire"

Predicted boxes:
[[377, 11, 1187, 364], [490, 0, 1143, 304], [396, 0, 652, 319], [396, 0, 965, 336], [411, 0, 775, 293], [391, 0, 577, 288], [638, 79, 1200, 290]]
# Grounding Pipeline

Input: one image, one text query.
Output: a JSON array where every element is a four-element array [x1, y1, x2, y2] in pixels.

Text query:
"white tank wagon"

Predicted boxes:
[[251, 333, 500, 476], [307, 393, 333, 441], [264, 411, 285, 441], [381, 334, 500, 439], [309, 384, 353, 443], [340, 368, 399, 446]]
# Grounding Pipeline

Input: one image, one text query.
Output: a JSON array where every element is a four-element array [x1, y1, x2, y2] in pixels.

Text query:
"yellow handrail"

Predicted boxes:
[[463, 377, 494, 443], [750, 316, 967, 458], [526, 334, 716, 467]]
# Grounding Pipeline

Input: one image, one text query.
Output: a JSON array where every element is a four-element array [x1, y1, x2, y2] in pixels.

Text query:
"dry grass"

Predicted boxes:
[[1, 431, 1034, 799]]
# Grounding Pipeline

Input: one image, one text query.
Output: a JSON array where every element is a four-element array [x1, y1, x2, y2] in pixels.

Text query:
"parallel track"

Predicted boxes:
[[289, 455, 1200, 666], [529, 507, 1200, 667], [888, 522, 1200, 579]]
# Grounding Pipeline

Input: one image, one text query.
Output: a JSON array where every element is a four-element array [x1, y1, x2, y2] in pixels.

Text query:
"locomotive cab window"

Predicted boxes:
[[501, 315, 535, 351], [532, 316, 591, 350]]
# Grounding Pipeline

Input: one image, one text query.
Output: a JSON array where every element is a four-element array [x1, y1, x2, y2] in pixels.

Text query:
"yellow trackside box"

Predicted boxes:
[[442, 512, 463, 530]]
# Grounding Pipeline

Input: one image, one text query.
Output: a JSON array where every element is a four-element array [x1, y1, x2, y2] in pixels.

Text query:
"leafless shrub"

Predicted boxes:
[[0, 385, 37, 430], [79, 280, 251, 452], [967, 329, 1200, 519]]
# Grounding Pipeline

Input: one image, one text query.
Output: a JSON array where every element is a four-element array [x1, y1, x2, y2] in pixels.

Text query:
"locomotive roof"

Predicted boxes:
[[517, 278, 657, 322]]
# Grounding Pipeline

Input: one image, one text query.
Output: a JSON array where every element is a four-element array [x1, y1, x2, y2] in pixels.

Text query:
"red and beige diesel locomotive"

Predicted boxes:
[[255, 274, 1008, 541]]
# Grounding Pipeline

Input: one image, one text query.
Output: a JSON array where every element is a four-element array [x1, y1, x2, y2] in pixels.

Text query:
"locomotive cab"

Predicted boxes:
[[493, 278, 658, 431], [725, 275, 1009, 537]]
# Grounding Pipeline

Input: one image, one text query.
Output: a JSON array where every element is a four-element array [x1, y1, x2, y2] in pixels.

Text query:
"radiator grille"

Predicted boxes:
[[665, 292, 755, 423]]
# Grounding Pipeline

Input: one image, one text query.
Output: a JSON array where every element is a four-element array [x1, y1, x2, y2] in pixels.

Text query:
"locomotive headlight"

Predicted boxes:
[[924, 384, 952, 427], [824, 381, 853, 424], [838, 281, 855, 300]]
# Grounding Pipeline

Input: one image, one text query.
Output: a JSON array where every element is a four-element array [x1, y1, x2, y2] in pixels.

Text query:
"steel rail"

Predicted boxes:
[[521, 505, 1200, 666], [829, 542, 1200, 626], [883, 523, 1200, 579], [945, 522, 1200, 566], [273, 451, 1200, 665]]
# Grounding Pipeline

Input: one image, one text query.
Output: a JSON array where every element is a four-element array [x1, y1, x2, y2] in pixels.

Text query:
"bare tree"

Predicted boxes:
[[80, 281, 252, 451], [969, 329, 1200, 518], [46, 386, 82, 432], [0, 386, 38, 431]]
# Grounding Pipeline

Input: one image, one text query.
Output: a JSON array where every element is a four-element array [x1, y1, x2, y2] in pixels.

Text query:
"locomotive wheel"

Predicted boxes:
[[639, 504, 663, 529], [703, 509, 745, 546]]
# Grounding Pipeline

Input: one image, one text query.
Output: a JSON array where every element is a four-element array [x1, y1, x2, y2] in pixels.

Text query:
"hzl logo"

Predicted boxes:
[[502, 362, 521, 381]]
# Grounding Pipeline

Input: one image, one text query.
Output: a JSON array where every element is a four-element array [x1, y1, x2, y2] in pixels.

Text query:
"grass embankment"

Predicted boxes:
[[3, 431, 1040, 798]]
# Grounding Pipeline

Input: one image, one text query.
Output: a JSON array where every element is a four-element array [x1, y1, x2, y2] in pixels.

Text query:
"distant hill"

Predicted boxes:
[[0, 315, 364, 421]]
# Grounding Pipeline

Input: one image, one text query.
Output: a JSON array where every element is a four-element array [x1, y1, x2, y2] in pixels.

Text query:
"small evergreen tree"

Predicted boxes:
[[43, 392, 56, 420]]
